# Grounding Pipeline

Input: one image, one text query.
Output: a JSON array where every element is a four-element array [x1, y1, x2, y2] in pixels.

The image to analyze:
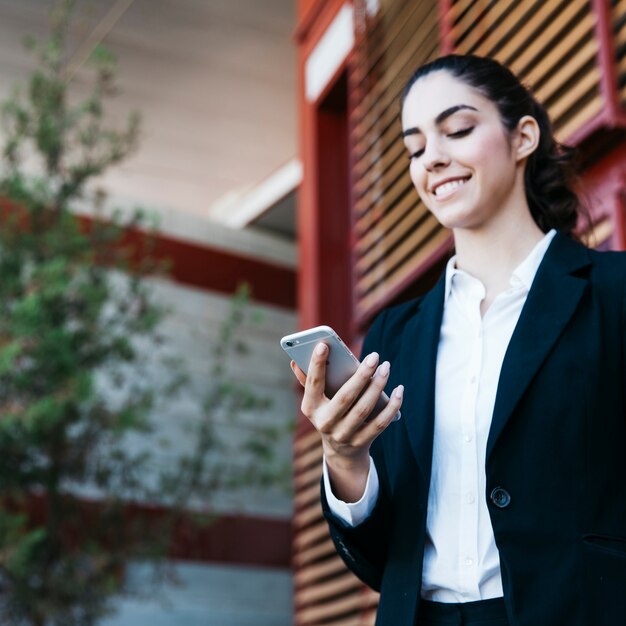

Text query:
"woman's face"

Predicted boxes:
[[401, 71, 526, 233]]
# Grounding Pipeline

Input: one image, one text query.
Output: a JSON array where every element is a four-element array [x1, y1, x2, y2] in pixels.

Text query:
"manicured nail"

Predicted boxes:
[[376, 361, 390, 377], [365, 352, 379, 367], [393, 385, 404, 399], [315, 342, 328, 356]]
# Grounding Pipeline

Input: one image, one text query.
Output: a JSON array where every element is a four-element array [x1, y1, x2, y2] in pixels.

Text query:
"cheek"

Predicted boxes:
[[409, 163, 431, 204], [465, 130, 513, 171], [409, 160, 426, 191]]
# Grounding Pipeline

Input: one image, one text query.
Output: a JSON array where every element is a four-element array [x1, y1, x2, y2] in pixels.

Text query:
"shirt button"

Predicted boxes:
[[464, 433, 473, 443], [464, 558, 473, 566], [466, 492, 475, 504], [490, 487, 512, 508]]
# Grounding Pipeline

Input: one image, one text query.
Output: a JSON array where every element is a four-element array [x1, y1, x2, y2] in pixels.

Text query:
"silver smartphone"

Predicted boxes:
[[280, 325, 400, 421]]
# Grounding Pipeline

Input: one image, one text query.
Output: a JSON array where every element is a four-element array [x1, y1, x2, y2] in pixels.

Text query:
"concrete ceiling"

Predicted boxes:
[[0, 0, 297, 222]]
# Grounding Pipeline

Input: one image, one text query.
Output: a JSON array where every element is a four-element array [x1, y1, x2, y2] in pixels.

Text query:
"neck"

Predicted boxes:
[[452, 208, 546, 295]]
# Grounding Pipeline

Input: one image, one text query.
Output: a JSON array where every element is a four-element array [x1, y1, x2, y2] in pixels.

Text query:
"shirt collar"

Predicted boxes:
[[444, 229, 557, 303]]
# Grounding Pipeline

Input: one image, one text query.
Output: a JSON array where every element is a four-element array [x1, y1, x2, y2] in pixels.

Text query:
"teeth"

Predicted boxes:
[[434, 178, 468, 196]]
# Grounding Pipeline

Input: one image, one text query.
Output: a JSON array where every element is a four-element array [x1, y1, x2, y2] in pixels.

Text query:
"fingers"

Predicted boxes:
[[351, 384, 404, 447], [331, 359, 393, 438], [298, 343, 404, 451], [290, 360, 307, 387], [300, 342, 329, 416], [327, 351, 380, 420]]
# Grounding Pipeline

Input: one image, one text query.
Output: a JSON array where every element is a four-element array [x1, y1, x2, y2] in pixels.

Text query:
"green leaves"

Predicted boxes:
[[0, 3, 290, 625]]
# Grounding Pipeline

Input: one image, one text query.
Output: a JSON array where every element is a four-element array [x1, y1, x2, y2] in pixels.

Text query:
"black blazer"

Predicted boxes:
[[322, 232, 626, 626]]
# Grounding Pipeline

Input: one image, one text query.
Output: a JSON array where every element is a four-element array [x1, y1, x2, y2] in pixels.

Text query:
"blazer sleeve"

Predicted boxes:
[[623, 275, 626, 413], [320, 308, 393, 592]]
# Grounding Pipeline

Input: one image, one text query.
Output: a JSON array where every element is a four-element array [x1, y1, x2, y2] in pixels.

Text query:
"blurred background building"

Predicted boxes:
[[0, 0, 297, 624], [293, 0, 626, 624]]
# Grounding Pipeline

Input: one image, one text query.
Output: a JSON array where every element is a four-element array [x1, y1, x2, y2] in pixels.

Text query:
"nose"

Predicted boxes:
[[422, 138, 450, 171]]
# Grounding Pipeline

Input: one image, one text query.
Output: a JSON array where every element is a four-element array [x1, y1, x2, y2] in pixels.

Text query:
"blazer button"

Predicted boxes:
[[490, 487, 511, 508]]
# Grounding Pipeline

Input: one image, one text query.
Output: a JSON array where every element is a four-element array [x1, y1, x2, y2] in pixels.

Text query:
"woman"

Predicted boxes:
[[290, 55, 626, 626]]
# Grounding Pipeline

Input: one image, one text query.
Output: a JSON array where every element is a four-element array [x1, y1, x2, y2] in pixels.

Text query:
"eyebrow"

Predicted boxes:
[[402, 104, 479, 137]]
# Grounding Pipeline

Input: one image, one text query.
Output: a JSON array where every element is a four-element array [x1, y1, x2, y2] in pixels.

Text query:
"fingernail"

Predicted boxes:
[[365, 352, 379, 367], [393, 385, 404, 399], [315, 342, 328, 356], [376, 361, 390, 377]]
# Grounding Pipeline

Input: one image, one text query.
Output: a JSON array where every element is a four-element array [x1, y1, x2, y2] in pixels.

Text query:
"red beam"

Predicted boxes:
[[22, 494, 292, 569]]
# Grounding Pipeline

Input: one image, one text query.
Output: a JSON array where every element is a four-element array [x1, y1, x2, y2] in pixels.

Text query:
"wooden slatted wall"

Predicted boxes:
[[352, 0, 614, 321], [293, 427, 379, 626], [447, 0, 602, 141], [294, 3, 625, 625], [352, 0, 444, 321], [614, 0, 626, 105]]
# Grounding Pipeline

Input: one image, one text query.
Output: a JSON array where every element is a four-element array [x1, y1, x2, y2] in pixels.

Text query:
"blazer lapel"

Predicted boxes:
[[401, 273, 446, 487], [486, 233, 591, 459]]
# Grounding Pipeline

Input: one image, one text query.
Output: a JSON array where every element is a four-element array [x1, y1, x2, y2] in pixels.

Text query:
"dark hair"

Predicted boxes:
[[401, 55, 582, 235]]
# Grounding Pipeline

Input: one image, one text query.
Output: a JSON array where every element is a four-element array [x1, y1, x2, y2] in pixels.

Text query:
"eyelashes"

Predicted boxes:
[[407, 126, 474, 160], [408, 149, 424, 160], [448, 126, 474, 138]]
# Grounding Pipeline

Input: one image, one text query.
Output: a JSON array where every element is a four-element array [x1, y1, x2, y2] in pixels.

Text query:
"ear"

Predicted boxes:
[[513, 115, 540, 162]]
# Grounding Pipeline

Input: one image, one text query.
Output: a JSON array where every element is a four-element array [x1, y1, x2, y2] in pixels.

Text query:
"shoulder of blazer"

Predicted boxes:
[[360, 280, 443, 358]]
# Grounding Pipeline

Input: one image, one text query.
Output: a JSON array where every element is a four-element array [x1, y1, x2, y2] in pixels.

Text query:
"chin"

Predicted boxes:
[[428, 204, 480, 231]]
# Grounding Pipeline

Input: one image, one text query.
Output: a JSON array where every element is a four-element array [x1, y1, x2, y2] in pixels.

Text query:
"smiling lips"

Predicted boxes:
[[431, 176, 471, 198]]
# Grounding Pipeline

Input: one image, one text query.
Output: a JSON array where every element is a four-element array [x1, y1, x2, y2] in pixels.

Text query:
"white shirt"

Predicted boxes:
[[324, 229, 557, 602]]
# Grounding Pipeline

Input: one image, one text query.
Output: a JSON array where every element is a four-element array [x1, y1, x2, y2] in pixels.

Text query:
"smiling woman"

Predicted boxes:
[[290, 54, 626, 626]]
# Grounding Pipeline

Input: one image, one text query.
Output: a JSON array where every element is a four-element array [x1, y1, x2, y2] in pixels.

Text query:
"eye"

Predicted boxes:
[[448, 126, 474, 138], [408, 148, 424, 160]]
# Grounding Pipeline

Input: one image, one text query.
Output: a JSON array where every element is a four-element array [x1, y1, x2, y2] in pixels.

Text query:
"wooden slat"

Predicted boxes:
[[356, 205, 430, 277], [294, 462, 322, 490], [294, 441, 323, 473], [294, 428, 320, 454], [615, 16, 626, 49], [295, 555, 347, 587], [471, 0, 543, 58], [357, 228, 452, 316], [352, 0, 438, 128], [548, 65, 599, 123], [450, 0, 478, 20], [534, 39, 598, 105], [352, 29, 439, 158], [324, 615, 373, 626], [450, 0, 493, 43], [294, 502, 325, 533], [355, 157, 415, 221], [294, 517, 328, 547], [492, 0, 576, 67], [295, 480, 322, 509], [555, 95, 602, 141], [295, 571, 362, 606], [354, 135, 405, 201], [519, 14, 596, 90], [298, 593, 365, 624], [294, 537, 336, 567], [613, 0, 626, 21], [356, 213, 442, 295], [503, 0, 589, 76], [618, 50, 626, 76], [612, 0, 626, 17], [298, 588, 380, 624], [355, 190, 418, 255], [351, 27, 438, 178], [454, 0, 514, 53], [361, 0, 432, 81]]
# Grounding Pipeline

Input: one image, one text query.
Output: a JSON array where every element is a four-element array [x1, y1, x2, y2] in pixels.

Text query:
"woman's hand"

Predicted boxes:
[[290, 342, 403, 502]]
